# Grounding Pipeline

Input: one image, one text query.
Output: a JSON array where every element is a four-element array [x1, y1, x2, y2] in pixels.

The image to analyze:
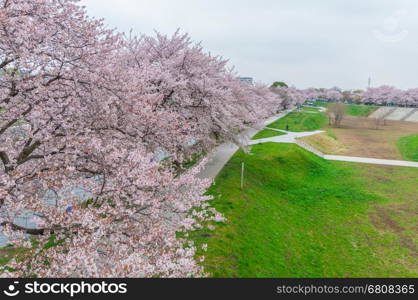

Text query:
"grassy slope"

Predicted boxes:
[[345, 104, 377, 117], [266, 111, 328, 132], [252, 129, 286, 140], [313, 101, 329, 108], [311, 102, 377, 117], [191, 143, 418, 277], [397, 135, 418, 162], [302, 107, 320, 112]]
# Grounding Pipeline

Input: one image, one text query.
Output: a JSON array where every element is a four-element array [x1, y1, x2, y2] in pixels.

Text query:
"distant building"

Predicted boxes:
[[239, 77, 253, 85]]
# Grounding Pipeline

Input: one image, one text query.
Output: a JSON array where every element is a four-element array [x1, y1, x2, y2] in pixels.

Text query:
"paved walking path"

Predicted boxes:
[[199, 108, 418, 181], [324, 155, 418, 168], [249, 129, 324, 145], [250, 132, 418, 169], [197, 110, 292, 179]]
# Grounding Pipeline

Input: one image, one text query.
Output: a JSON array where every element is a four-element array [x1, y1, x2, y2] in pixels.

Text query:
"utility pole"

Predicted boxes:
[[368, 77, 371, 89]]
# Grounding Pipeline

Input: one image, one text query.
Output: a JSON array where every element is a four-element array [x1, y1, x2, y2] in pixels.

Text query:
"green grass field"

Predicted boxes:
[[312, 101, 329, 107], [344, 104, 377, 117], [191, 143, 418, 277], [310, 102, 377, 117], [302, 107, 320, 112], [397, 135, 418, 162], [266, 111, 328, 132], [252, 129, 286, 140]]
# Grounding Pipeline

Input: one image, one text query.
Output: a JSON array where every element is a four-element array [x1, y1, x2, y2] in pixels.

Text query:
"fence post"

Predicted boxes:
[[241, 162, 245, 190]]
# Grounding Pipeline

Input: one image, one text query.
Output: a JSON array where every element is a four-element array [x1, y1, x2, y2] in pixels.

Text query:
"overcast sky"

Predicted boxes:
[[81, 0, 418, 90]]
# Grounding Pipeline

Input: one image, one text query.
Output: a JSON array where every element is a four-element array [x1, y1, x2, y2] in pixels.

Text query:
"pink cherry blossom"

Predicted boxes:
[[0, 0, 286, 278]]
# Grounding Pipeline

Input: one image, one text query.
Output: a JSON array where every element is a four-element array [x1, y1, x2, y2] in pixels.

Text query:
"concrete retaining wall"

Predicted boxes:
[[405, 110, 418, 122], [369, 107, 418, 122], [385, 108, 413, 120]]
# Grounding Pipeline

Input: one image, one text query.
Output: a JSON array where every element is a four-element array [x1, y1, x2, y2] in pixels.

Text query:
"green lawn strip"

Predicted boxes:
[[345, 104, 377, 117], [252, 129, 286, 140], [397, 135, 418, 162], [266, 111, 328, 132], [191, 143, 417, 277], [313, 101, 329, 108], [302, 107, 320, 112], [310, 102, 377, 117], [0, 247, 28, 267]]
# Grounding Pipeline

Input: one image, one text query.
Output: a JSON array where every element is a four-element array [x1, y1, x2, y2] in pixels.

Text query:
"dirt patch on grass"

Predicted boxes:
[[370, 207, 404, 233], [369, 205, 417, 257], [304, 116, 418, 159], [374, 176, 391, 183], [399, 236, 418, 257]]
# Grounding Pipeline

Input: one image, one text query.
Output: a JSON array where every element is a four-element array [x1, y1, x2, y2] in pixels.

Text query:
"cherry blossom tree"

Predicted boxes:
[[0, 0, 225, 278], [300, 88, 315, 101], [361, 85, 399, 105], [360, 86, 418, 107], [350, 90, 364, 104], [270, 85, 301, 110], [315, 88, 342, 102], [121, 31, 283, 155], [0, 0, 290, 278], [404, 88, 418, 106]]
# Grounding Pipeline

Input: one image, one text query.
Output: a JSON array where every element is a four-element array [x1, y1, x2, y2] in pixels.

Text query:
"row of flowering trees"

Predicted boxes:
[[360, 86, 418, 106], [296, 86, 418, 107], [269, 86, 337, 109], [10, 0, 411, 278], [299, 86, 418, 107], [275, 87, 348, 106], [0, 0, 304, 277]]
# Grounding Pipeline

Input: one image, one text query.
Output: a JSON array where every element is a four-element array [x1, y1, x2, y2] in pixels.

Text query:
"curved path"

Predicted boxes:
[[323, 155, 418, 168], [199, 109, 418, 181], [249, 128, 324, 145], [197, 110, 292, 179], [250, 130, 418, 168]]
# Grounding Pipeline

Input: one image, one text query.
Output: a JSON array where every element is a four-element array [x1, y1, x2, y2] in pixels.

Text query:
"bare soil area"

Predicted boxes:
[[301, 116, 418, 160]]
